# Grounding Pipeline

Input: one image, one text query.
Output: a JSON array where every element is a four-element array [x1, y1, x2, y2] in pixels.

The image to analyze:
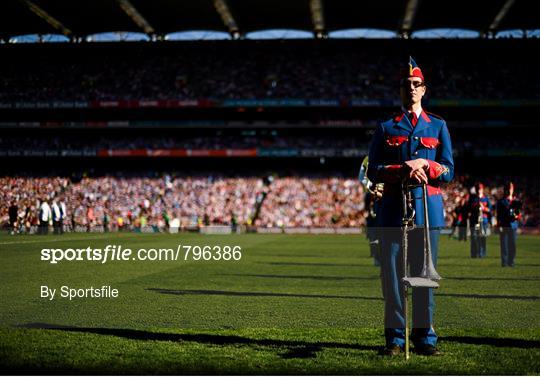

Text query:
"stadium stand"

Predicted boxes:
[[1, 0, 539, 234], [1, 41, 539, 104]]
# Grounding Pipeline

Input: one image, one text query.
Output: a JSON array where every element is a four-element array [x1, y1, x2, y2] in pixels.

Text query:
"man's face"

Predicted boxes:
[[400, 77, 426, 106], [505, 183, 514, 197], [476, 185, 484, 196]]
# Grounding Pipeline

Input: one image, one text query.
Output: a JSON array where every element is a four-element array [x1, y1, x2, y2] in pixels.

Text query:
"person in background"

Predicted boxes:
[[103, 210, 110, 233], [497, 182, 521, 267], [8, 201, 18, 235], [448, 204, 459, 239], [457, 196, 469, 242], [59, 196, 67, 234], [86, 205, 94, 232], [231, 211, 238, 233], [38, 198, 51, 235], [468, 183, 492, 258], [51, 198, 62, 235], [364, 189, 381, 266]]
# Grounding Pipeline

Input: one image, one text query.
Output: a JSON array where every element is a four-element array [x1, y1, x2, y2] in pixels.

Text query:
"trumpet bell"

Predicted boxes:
[[359, 156, 384, 196], [358, 156, 370, 187], [421, 261, 442, 281]]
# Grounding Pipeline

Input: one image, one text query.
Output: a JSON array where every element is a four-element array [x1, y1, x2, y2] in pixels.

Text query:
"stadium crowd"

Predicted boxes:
[[1, 135, 538, 157], [1, 48, 538, 103], [0, 135, 364, 152], [1, 173, 537, 233]]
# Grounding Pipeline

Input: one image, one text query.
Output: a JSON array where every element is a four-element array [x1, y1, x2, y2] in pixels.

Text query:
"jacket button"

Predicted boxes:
[[414, 136, 419, 140], [414, 152, 418, 155]]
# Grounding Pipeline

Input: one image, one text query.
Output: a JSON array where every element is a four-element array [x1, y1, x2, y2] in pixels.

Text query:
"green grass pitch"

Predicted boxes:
[[0, 232, 539, 374]]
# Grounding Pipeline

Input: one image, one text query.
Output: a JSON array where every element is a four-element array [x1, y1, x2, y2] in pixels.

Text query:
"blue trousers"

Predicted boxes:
[[380, 228, 439, 348], [499, 228, 517, 267]]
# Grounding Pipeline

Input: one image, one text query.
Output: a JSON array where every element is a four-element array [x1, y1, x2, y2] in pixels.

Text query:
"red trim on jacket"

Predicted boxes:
[[393, 113, 405, 122], [420, 111, 431, 123], [386, 135, 408, 146], [427, 160, 447, 179], [420, 137, 440, 149]]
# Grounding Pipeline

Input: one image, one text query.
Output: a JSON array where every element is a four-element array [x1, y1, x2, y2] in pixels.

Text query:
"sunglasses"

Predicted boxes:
[[401, 80, 425, 88]]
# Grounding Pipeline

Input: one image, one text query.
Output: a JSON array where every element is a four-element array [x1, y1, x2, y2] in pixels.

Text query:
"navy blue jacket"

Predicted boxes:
[[368, 110, 454, 228]]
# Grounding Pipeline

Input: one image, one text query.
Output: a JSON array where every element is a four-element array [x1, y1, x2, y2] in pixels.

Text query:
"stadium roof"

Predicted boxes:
[[1, 0, 538, 40]]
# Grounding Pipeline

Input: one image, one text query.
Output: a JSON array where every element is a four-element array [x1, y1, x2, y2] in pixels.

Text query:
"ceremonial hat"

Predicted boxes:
[[403, 56, 425, 81]]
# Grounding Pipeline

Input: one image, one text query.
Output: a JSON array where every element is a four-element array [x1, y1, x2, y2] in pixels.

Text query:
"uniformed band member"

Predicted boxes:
[[367, 57, 454, 356], [456, 197, 468, 241], [365, 190, 381, 266], [468, 183, 492, 258], [497, 182, 521, 267]]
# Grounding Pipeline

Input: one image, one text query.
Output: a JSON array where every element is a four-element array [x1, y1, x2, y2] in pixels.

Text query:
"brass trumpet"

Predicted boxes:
[[476, 202, 486, 238], [401, 183, 441, 285], [401, 182, 441, 359], [358, 156, 384, 200]]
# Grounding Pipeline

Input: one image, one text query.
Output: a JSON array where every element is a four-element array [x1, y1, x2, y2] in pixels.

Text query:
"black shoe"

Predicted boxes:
[[381, 344, 402, 356], [414, 344, 441, 356]]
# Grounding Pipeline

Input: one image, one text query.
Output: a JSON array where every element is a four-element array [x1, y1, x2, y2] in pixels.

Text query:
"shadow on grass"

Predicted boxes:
[[18, 323, 380, 359], [442, 336, 540, 349], [437, 293, 540, 301], [267, 254, 330, 258], [147, 288, 538, 302], [219, 273, 380, 281], [441, 263, 540, 268], [445, 276, 540, 282], [258, 262, 361, 267], [147, 288, 382, 301]]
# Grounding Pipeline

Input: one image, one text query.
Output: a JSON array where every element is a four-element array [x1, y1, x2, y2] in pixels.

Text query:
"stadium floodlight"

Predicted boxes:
[[310, 0, 325, 38], [399, 0, 420, 38], [488, 0, 516, 34], [116, 0, 155, 35], [213, 0, 239, 37], [19, 0, 72, 36]]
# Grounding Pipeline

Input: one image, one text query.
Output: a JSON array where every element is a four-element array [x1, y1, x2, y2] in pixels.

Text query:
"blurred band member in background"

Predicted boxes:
[[468, 183, 492, 258], [497, 182, 521, 267]]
